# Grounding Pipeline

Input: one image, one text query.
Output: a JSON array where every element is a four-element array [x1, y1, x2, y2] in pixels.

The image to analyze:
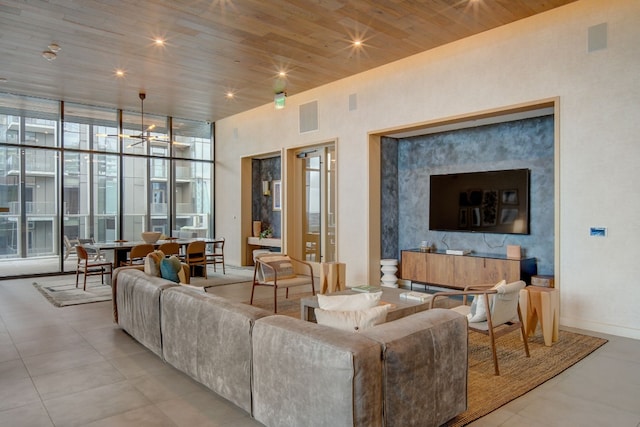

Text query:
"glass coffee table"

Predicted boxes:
[[300, 287, 433, 322]]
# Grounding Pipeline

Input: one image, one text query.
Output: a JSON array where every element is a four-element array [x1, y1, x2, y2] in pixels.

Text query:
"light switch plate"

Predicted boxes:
[[590, 227, 607, 237]]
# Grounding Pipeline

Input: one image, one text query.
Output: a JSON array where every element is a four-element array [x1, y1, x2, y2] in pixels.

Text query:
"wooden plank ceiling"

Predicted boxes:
[[0, 0, 576, 122]]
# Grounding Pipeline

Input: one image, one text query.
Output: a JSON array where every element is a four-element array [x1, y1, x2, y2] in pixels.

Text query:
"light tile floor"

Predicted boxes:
[[1, 274, 640, 427]]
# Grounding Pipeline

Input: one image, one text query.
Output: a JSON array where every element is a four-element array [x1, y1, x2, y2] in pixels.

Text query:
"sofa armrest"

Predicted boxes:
[[252, 315, 383, 427], [361, 309, 468, 427]]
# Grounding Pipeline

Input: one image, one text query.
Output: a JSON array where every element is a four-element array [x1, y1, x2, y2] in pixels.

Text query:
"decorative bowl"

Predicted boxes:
[[141, 231, 162, 244]]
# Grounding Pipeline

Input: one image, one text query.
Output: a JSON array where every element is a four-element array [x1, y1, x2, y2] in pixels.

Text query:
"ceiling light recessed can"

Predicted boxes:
[[48, 43, 61, 52]]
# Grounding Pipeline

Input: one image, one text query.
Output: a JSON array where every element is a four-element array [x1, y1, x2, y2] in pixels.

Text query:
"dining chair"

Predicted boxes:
[[76, 245, 112, 291], [184, 240, 207, 278], [157, 242, 180, 257], [63, 235, 78, 260], [206, 238, 225, 274], [121, 243, 154, 266]]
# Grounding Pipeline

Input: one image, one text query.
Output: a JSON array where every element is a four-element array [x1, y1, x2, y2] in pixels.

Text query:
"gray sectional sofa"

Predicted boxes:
[[112, 267, 468, 427]]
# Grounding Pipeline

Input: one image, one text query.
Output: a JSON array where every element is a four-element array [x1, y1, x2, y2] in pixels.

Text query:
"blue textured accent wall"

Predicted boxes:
[[381, 115, 555, 275], [252, 157, 281, 238]]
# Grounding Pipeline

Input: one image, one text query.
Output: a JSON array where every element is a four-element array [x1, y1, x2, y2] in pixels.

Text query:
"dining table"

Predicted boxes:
[[87, 237, 220, 268]]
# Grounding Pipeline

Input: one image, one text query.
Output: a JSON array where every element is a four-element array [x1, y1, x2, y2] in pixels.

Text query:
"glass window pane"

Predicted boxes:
[[25, 148, 58, 257], [173, 118, 212, 160], [0, 146, 20, 258], [122, 155, 147, 241], [122, 111, 169, 155], [151, 158, 169, 236], [63, 103, 118, 152], [94, 154, 119, 243], [174, 160, 211, 238], [0, 93, 59, 147]]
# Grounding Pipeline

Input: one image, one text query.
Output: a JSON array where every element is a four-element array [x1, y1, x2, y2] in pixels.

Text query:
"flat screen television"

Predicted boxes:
[[429, 168, 530, 235]]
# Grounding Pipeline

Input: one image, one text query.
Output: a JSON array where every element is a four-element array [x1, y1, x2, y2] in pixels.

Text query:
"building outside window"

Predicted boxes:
[[0, 93, 214, 278]]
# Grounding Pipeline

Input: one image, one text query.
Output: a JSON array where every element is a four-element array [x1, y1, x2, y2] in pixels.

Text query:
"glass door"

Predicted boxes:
[[300, 145, 336, 263]]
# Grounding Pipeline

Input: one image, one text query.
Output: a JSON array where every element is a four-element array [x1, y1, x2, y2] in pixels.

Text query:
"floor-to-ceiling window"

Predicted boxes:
[[0, 93, 214, 278]]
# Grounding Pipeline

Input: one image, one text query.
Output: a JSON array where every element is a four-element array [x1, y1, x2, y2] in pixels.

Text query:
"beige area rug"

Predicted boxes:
[[249, 293, 607, 426], [33, 277, 112, 307]]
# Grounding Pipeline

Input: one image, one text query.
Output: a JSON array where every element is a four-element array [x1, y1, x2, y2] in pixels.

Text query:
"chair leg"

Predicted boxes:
[[485, 298, 500, 376], [274, 286, 278, 313], [75, 268, 80, 288], [250, 283, 256, 304], [487, 328, 500, 376], [83, 270, 88, 291], [517, 304, 531, 357]]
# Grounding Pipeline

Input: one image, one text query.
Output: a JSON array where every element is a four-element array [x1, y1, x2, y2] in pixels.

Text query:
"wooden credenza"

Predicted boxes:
[[400, 249, 537, 290]]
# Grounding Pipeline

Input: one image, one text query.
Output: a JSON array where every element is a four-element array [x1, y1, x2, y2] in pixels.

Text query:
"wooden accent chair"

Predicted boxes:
[[206, 238, 225, 274], [75, 245, 112, 291], [184, 240, 207, 278], [121, 243, 154, 266], [251, 253, 315, 313], [430, 280, 530, 375]]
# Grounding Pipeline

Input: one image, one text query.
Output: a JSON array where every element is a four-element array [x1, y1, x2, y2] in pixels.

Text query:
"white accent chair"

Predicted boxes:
[[430, 280, 530, 375]]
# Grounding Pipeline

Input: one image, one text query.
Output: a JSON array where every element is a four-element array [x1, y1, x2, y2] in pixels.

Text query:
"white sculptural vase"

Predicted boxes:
[[380, 259, 398, 288]]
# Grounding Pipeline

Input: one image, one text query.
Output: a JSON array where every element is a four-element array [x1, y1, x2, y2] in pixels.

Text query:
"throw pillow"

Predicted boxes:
[[468, 279, 506, 323], [259, 255, 296, 282], [160, 255, 182, 283], [314, 305, 389, 332], [143, 250, 165, 277], [317, 291, 382, 311]]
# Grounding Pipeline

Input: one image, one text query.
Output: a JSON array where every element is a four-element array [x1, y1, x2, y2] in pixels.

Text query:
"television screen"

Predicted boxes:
[[429, 168, 530, 235]]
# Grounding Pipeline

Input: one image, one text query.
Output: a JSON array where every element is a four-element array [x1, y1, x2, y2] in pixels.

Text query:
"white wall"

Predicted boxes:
[[215, 0, 640, 339]]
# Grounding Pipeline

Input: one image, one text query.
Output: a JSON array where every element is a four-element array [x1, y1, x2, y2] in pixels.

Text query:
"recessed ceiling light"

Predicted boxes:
[[48, 43, 61, 52], [353, 40, 362, 47], [278, 71, 287, 77], [154, 38, 165, 46], [115, 69, 125, 77], [225, 91, 235, 99]]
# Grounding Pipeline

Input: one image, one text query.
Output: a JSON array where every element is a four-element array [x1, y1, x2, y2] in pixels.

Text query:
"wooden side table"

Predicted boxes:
[[320, 262, 346, 294], [519, 285, 559, 346]]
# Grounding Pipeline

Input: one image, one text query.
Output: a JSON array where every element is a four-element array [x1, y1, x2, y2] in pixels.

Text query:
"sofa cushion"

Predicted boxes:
[[468, 279, 506, 322], [317, 291, 382, 311], [161, 287, 272, 414], [160, 255, 182, 283], [259, 254, 296, 282], [314, 304, 389, 332]]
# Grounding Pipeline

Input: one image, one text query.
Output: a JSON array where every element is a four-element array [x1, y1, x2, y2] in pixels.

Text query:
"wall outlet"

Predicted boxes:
[[589, 227, 607, 237]]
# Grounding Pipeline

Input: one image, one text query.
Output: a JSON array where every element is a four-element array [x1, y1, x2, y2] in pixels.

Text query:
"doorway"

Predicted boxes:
[[294, 144, 336, 263]]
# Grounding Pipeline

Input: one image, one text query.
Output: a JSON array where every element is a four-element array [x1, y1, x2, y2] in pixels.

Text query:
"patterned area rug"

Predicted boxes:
[[33, 277, 112, 307], [249, 293, 607, 426]]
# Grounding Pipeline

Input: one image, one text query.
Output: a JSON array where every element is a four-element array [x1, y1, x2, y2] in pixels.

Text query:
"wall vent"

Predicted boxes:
[[349, 93, 357, 111], [299, 101, 318, 133], [588, 23, 607, 52]]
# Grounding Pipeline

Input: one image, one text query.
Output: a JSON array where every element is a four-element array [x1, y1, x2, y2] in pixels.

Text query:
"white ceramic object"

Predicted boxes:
[[141, 231, 161, 244], [380, 258, 399, 288]]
